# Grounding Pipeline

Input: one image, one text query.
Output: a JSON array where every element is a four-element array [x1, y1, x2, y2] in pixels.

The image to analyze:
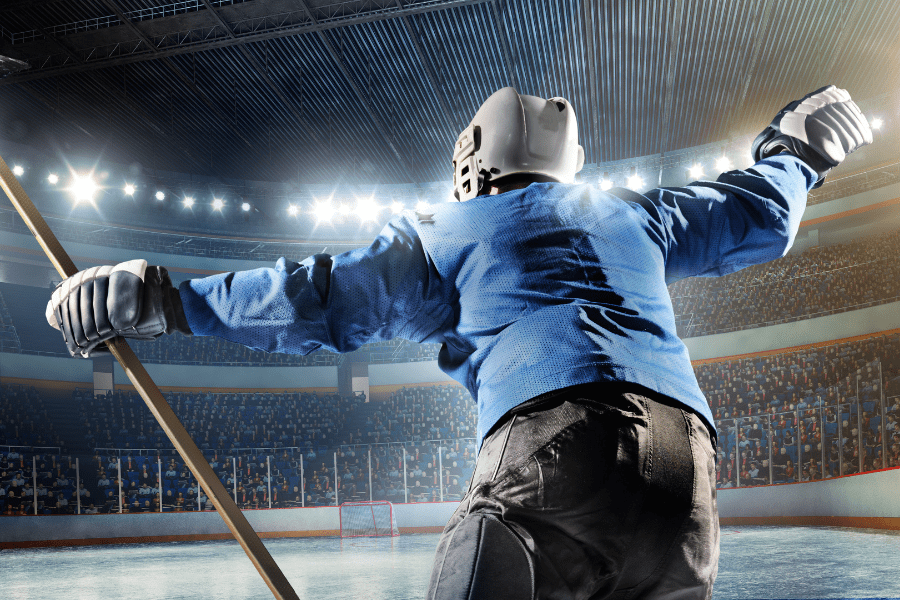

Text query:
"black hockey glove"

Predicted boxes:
[[45, 259, 192, 358], [751, 85, 873, 188]]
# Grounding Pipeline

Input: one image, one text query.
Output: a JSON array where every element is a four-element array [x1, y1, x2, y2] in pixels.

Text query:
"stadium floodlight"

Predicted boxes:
[[241, 202, 251, 212], [287, 204, 299, 216], [356, 197, 381, 222], [871, 117, 883, 130], [313, 200, 335, 223], [183, 196, 195, 208], [715, 156, 732, 172], [12, 165, 23, 176], [70, 173, 98, 205], [599, 178, 613, 191], [390, 201, 404, 214], [626, 174, 644, 191], [155, 191, 165, 201], [689, 163, 704, 179], [47, 173, 59, 185], [123, 183, 135, 196], [415, 201, 430, 212], [212, 198, 224, 211]]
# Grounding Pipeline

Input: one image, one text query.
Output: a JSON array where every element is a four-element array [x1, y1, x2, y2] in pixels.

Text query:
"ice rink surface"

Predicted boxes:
[[2, 526, 900, 599]]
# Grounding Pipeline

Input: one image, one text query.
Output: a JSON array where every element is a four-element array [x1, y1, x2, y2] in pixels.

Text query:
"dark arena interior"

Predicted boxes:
[[0, 1, 899, 599]]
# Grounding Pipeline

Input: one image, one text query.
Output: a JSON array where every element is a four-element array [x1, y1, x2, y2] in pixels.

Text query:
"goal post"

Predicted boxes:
[[339, 501, 399, 538]]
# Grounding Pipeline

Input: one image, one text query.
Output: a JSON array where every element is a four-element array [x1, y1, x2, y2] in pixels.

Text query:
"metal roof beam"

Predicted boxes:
[[197, 0, 320, 144], [394, 1, 458, 130], [17, 9, 211, 174], [96, 0, 256, 152], [489, 0, 518, 90], [298, 0, 414, 177], [1, 0, 492, 85]]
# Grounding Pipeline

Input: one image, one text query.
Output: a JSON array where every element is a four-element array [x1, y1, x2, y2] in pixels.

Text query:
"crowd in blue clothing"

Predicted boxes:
[[0, 452, 89, 515], [670, 229, 900, 337], [2, 327, 900, 517], [360, 384, 477, 444], [1, 229, 898, 367], [707, 332, 900, 487], [0, 384, 62, 450], [77, 389, 360, 452]]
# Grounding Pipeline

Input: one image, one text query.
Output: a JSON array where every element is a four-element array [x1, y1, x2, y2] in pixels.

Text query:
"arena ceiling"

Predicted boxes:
[[0, 0, 897, 186]]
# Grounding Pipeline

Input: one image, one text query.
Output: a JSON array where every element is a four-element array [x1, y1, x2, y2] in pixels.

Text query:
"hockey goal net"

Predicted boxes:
[[339, 501, 399, 538]]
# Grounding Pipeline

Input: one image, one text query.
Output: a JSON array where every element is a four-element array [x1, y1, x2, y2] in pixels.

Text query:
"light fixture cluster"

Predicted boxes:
[[13, 108, 888, 220]]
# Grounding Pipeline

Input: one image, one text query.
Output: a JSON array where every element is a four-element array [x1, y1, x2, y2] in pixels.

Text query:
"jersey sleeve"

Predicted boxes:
[[178, 213, 450, 354], [611, 154, 818, 284]]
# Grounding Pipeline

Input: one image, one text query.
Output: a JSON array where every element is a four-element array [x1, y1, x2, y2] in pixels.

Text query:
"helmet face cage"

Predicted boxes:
[[453, 87, 585, 201]]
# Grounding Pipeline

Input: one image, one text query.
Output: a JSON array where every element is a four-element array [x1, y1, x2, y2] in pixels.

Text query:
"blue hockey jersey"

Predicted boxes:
[[179, 154, 817, 446]]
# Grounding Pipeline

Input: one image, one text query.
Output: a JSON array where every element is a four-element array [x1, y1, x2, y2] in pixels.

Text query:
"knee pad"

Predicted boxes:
[[428, 513, 535, 600]]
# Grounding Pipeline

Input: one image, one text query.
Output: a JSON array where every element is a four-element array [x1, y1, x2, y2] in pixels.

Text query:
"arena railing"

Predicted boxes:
[[5, 437, 477, 516], [714, 364, 891, 488]]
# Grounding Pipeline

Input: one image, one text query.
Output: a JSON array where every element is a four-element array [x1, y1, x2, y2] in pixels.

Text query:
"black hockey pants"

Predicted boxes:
[[426, 382, 719, 600]]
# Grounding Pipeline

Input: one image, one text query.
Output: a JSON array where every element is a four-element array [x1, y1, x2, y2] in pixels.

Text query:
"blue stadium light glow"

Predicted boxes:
[[390, 201, 404, 214], [626, 174, 644, 191], [870, 117, 883, 130], [155, 191, 165, 201], [12, 165, 24, 176], [415, 201, 430, 212], [313, 200, 335, 223], [47, 173, 59, 184], [183, 196, 195, 208], [69, 173, 98, 205], [356, 197, 381, 223], [287, 204, 299, 216], [715, 156, 733, 172], [689, 163, 704, 179], [241, 202, 251, 212], [123, 183, 135, 196], [212, 198, 224, 211]]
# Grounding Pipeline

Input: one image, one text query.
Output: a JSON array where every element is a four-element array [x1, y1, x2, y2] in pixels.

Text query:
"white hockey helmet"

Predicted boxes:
[[452, 87, 585, 201]]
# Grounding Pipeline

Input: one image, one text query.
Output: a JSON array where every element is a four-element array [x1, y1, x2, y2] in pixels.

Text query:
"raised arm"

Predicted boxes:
[[178, 213, 448, 355]]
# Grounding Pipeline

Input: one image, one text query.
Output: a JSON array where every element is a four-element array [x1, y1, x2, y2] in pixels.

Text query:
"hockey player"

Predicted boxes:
[[47, 85, 871, 599]]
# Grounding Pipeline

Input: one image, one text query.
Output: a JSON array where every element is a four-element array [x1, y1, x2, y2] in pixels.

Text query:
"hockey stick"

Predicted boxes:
[[0, 156, 299, 600]]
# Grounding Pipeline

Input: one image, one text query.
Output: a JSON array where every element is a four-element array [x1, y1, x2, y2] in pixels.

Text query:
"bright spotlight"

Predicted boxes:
[[390, 201, 404, 214], [123, 184, 135, 196], [287, 204, 299, 216], [70, 173, 98, 205], [241, 202, 251, 212], [688, 163, 704, 179], [715, 156, 732, 172], [12, 165, 24, 176], [626, 174, 644, 191], [313, 200, 335, 223], [155, 191, 165, 201], [183, 196, 195, 208], [47, 173, 59, 185], [599, 178, 613, 191], [356, 197, 381, 223], [415, 201, 430, 212], [212, 198, 224, 211], [870, 117, 883, 130]]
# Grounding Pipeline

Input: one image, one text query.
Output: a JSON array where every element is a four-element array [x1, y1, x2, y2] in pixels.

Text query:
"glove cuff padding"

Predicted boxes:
[[751, 85, 873, 188], [141, 266, 192, 337]]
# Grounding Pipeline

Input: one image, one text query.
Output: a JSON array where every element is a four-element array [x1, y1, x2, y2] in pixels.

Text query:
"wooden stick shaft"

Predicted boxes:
[[0, 155, 299, 600]]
